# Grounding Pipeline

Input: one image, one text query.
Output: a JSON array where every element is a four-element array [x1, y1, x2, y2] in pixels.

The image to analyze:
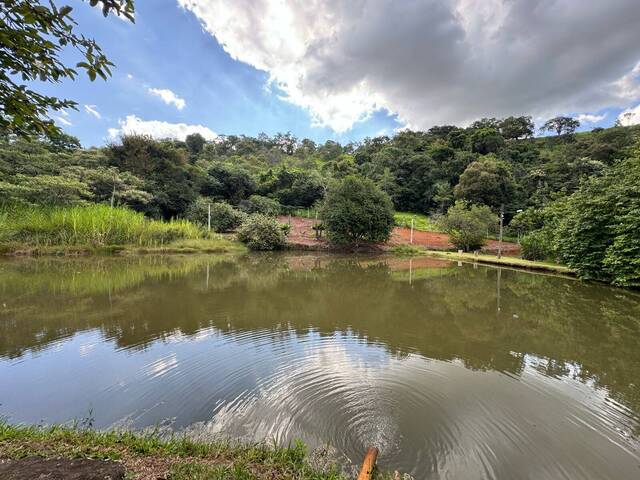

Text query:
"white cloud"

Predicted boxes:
[[84, 105, 102, 119], [127, 73, 133, 79], [613, 61, 640, 100], [107, 115, 217, 140], [177, 0, 640, 132], [147, 87, 186, 110], [616, 104, 640, 126], [56, 116, 72, 127], [55, 109, 72, 126], [576, 113, 607, 124]]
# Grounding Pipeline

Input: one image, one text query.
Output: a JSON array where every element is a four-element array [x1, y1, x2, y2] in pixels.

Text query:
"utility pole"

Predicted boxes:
[[207, 203, 211, 233], [410, 216, 415, 244], [497, 204, 504, 259], [110, 172, 116, 208]]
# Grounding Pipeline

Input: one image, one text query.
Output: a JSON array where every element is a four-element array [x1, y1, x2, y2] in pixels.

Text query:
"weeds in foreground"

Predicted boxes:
[[0, 422, 392, 479]]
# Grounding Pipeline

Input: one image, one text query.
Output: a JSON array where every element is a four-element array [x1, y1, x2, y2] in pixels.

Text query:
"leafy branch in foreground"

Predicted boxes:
[[0, 0, 134, 139]]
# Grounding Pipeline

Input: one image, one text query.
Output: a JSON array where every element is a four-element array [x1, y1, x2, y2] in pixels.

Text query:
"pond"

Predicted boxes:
[[1, 253, 639, 478]]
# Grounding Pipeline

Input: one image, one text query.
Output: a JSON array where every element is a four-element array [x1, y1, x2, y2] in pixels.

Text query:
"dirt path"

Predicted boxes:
[[279, 216, 520, 255]]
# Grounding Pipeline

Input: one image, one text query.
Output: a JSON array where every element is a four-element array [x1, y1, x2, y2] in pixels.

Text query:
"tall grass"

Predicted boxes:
[[0, 204, 203, 247]]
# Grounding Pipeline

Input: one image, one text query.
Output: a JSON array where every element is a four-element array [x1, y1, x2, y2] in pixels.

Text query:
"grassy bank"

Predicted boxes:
[[424, 250, 574, 274], [0, 422, 391, 479], [393, 212, 440, 232], [0, 204, 245, 256]]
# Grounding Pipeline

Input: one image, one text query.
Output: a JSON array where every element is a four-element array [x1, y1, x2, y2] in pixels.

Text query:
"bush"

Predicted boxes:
[[279, 223, 291, 236], [439, 200, 497, 251], [319, 176, 395, 245], [236, 214, 286, 251], [509, 207, 545, 236], [238, 195, 281, 216], [186, 198, 245, 233], [520, 230, 554, 261]]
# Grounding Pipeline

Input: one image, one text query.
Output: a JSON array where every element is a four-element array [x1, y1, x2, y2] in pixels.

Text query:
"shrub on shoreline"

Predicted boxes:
[[439, 200, 497, 251], [319, 176, 395, 245], [236, 214, 287, 250]]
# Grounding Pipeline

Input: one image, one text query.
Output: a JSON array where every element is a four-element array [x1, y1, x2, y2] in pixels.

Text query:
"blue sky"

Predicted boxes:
[[44, 0, 640, 147], [45, 0, 401, 147]]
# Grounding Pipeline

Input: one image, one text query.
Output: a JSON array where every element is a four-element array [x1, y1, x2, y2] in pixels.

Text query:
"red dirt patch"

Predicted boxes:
[[279, 216, 520, 255], [390, 227, 520, 255], [278, 215, 330, 249]]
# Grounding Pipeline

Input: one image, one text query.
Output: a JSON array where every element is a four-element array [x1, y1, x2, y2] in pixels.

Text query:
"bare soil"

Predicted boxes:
[[279, 216, 520, 255], [0, 457, 125, 480]]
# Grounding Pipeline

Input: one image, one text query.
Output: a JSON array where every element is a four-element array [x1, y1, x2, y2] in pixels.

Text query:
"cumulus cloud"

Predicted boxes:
[[107, 115, 217, 140], [177, 0, 640, 132], [576, 113, 607, 124], [84, 105, 102, 119], [147, 87, 186, 110], [616, 104, 640, 126]]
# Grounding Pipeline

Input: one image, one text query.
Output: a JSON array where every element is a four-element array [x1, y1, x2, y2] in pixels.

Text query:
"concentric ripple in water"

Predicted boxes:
[[1, 254, 639, 478]]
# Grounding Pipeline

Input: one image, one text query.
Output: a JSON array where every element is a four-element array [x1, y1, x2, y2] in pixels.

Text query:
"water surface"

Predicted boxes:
[[1, 254, 639, 478]]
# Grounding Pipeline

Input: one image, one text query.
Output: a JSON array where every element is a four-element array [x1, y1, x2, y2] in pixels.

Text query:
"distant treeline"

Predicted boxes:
[[1, 117, 637, 216], [1, 117, 639, 285]]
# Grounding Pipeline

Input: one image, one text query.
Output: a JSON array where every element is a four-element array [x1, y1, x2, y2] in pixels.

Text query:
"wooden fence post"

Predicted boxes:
[[357, 447, 379, 480]]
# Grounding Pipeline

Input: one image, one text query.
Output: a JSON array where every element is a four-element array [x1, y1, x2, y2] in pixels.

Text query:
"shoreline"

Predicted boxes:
[[0, 238, 246, 257], [420, 250, 574, 275], [0, 238, 572, 276], [0, 422, 393, 480]]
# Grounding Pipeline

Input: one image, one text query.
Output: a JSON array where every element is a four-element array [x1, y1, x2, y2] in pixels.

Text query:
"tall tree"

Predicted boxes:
[[185, 133, 206, 155], [499, 116, 534, 140], [470, 128, 505, 155], [542, 116, 580, 136], [1, 0, 135, 139], [454, 156, 516, 210]]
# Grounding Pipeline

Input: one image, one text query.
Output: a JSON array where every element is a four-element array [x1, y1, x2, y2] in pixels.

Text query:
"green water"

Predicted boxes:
[[1, 253, 639, 478]]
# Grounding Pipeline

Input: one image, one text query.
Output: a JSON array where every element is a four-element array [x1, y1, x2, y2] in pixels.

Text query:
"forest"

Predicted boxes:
[[1, 117, 639, 286]]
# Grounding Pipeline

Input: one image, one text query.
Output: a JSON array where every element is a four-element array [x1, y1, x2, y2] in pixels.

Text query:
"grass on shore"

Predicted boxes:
[[393, 212, 441, 232], [0, 204, 202, 247], [0, 422, 392, 479], [0, 204, 245, 256], [424, 250, 573, 274]]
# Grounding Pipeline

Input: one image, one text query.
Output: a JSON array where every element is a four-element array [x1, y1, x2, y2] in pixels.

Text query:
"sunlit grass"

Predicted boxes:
[[424, 250, 574, 274], [0, 422, 393, 479], [0, 204, 203, 247], [393, 212, 441, 232]]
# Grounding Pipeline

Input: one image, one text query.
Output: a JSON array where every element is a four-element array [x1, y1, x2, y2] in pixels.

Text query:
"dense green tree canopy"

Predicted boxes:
[[470, 128, 505, 154], [554, 152, 640, 286], [1, 0, 134, 139], [542, 116, 580, 136], [454, 157, 516, 210], [2, 119, 639, 287]]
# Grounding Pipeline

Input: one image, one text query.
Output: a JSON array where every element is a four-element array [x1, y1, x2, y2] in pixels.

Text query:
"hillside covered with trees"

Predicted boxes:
[[1, 117, 639, 285]]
